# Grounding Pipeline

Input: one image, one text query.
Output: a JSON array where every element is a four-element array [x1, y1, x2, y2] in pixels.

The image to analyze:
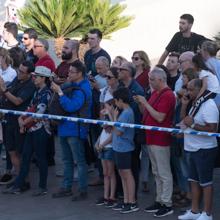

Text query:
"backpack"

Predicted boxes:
[[48, 84, 87, 124]]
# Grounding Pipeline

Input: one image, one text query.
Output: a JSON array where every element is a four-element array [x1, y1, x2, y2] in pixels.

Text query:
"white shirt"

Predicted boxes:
[[0, 65, 17, 85], [99, 86, 113, 103], [95, 74, 107, 89], [99, 129, 112, 149], [199, 70, 220, 93], [184, 99, 219, 152]]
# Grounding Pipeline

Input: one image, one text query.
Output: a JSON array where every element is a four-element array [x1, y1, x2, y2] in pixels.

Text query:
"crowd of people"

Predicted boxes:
[[0, 13, 220, 220]]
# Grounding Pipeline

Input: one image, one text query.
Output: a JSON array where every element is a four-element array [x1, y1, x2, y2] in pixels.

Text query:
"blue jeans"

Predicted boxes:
[[15, 127, 49, 189], [60, 136, 88, 192]]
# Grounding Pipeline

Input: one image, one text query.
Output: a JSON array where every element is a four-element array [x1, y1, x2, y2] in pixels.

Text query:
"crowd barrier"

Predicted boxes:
[[0, 108, 219, 137]]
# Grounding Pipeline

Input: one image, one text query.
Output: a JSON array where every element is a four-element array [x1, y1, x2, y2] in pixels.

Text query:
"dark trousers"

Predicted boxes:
[[15, 127, 49, 189]]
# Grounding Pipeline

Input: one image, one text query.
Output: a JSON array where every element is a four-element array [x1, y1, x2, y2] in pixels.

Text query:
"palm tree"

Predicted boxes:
[[84, 0, 134, 39], [18, 0, 88, 58], [18, 0, 134, 59]]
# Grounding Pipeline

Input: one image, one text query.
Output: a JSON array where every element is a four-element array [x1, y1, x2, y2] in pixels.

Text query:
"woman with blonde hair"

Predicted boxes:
[[131, 50, 151, 91], [0, 47, 17, 85]]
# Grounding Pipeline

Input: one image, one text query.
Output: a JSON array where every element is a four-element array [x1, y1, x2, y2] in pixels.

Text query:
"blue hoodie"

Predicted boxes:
[[57, 79, 92, 139]]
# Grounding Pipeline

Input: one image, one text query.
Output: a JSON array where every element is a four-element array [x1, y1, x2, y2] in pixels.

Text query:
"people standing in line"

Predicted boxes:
[[54, 39, 79, 85], [166, 52, 180, 91], [84, 28, 111, 77], [158, 14, 206, 65], [22, 28, 38, 64], [0, 61, 36, 186], [131, 50, 151, 91], [34, 38, 56, 72], [135, 67, 176, 217], [178, 79, 219, 220], [51, 60, 92, 201]]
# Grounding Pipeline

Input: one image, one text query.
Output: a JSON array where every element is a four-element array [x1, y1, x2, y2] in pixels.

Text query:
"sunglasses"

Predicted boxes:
[[22, 37, 29, 40], [104, 75, 115, 79], [119, 68, 129, 72], [34, 45, 43, 48], [131, 56, 140, 61]]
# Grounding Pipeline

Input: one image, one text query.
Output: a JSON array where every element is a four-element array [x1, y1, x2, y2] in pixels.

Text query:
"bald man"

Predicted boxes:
[[54, 40, 79, 84]]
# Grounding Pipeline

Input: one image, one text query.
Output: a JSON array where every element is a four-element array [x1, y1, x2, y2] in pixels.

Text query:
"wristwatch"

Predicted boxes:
[[58, 91, 64, 96], [190, 123, 196, 129]]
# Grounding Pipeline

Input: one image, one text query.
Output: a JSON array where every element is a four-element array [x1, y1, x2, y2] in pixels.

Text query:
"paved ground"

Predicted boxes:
[[0, 163, 220, 220]]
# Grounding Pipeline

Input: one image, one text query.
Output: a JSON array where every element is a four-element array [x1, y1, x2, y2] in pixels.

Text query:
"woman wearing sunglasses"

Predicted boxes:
[[131, 51, 151, 91]]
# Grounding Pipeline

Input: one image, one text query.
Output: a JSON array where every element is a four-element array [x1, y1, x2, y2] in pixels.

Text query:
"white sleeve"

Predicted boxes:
[[202, 101, 219, 123]]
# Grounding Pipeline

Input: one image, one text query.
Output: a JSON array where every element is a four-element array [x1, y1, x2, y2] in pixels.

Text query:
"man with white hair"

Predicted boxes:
[[135, 67, 176, 217], [175, 51, 195, 93]]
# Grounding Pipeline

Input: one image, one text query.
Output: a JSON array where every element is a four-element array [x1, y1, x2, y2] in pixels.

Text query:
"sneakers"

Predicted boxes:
[[72, 191, 88, 201], [2, 186, 21, 194], [0, 174, 14, 185], [52, 188, 72, 198], [178, 210, 201, 220], [112, 202, 124, 211], [197, 212, 212, 220], [154, 204, 173, 217], [95, 197, 108, 206], [32, 188, 47, 197], [120, 203, 139, 214], [105, 199, 117, 208], [144, 202, 162, 213]]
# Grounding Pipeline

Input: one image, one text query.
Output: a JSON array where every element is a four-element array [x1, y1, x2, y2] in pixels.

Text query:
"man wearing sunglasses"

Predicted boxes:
[[34, 38, 56, 72], [22, 28, 38, 64]]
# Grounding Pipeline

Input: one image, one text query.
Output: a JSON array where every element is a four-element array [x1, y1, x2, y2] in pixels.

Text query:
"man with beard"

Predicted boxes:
[[54, 40, 79, 85], [158, 14, 207, 65]]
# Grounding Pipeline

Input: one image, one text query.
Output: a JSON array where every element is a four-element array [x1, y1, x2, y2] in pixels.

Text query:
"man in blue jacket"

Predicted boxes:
[[51, 60, 92, 201]]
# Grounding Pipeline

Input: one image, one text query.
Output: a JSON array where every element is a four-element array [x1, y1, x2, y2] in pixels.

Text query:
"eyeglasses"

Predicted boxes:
[[69, 70, 79, 74], [179, 60, 189, 64], [34, 45, 43, 48], [104, 75, 115, 80], [22, 37, 29, 40], [131, 56, 140, 61], [119, 68, 129, 72]]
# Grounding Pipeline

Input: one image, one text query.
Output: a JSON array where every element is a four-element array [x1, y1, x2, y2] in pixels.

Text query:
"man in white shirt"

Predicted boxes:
[[178, 79, 219, 220]]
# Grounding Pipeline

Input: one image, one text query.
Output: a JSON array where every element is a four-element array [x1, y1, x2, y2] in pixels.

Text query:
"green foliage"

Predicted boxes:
[[84, 0, 134, 39], [18, 0, 134, 39], [18, 0, 88, 38]]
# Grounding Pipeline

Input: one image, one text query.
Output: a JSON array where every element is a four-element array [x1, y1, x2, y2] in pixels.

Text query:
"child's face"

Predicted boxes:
[[114, 99, 122, 109]]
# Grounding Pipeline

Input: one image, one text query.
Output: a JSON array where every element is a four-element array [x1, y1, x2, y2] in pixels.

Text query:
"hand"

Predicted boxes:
[[0, 76, 6, 92], [51, 81, 62, 94], [183, 116, 194, 127], [134, 95, 147, 105], [113, 107, 119, 120], [181, 95, 190, 106]]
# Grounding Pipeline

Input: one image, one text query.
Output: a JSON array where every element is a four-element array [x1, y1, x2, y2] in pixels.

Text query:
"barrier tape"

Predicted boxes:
[[0, 108, 219, 137]]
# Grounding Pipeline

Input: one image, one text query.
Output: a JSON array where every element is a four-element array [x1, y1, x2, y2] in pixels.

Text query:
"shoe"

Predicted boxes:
[[105, 199, 117, 208], [178, 210, 201, 220], [52, 188, 72, 198], [72, 191, 88, 201], [144, 202, 162, 213], [2, 186, 21, 194], [0, 174, 14, 185], [154, 204, 173, 217], [88, 178, 104, 186], [197, 212, 212, 220], [20, 182, 31, 192], [55, 171, 64, 177], [112, 202, 124, 211], [120, 203, 139, 214], [95, 197, 108, 206], [32, 188, 47, 197]]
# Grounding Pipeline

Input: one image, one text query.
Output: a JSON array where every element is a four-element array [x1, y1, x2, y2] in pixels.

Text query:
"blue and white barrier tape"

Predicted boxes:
[[0, 108, 219, 137]]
